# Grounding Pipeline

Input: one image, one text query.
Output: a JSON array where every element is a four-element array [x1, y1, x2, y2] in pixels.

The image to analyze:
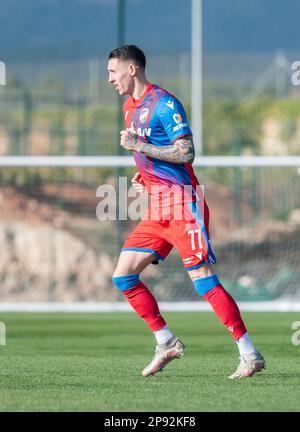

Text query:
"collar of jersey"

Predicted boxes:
[[131, 83, 154, 107]]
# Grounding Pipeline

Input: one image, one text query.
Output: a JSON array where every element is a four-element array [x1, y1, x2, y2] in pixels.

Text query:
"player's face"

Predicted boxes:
[[107, 58, 134, 96]]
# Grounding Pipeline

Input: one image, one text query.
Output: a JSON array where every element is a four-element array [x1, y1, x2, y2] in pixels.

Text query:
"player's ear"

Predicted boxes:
[[128, 63, 138, 76]]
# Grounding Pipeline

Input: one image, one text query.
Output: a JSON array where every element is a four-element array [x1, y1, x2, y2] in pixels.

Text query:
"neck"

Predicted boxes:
[[132, 77, 149, 100]]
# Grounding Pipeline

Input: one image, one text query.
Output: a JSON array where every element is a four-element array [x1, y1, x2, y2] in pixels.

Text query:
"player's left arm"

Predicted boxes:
[[120, 132, 195, 164]]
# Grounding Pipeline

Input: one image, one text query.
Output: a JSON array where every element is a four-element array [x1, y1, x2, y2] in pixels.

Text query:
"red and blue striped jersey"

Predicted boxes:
[[123, 83, 200, 206]]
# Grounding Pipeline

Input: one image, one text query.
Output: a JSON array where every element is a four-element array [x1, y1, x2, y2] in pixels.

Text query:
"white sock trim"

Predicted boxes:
[[236, 332, 257, 356], [154, 325, 174, 345]]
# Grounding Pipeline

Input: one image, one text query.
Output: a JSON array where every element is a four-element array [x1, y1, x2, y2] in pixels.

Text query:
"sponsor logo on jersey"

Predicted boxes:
[[173, 113, 183, 124], [136, 127, 151, 137], [165, 100, 174, 110], [139, 108, 149, 124], [127, 125, 152, 137], [173, 122, 189, 132]]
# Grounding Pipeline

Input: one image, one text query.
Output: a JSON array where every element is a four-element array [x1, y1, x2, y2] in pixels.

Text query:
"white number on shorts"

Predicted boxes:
[[187, 229, 202, 251]]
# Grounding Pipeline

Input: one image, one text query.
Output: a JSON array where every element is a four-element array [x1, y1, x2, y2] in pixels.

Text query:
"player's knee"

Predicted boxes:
[[188, 265, 213, 281], [112, 264, 132, 280], [112, 267, 122, 279], [112, 274, 140, 292], [192, 274, 221, 296]]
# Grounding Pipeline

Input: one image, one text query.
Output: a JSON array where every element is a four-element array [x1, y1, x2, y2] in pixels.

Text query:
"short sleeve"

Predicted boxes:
[[157, 95, 192, 143]]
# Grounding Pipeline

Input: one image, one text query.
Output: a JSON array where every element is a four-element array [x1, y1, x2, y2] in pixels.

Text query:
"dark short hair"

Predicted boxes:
[[108, 45, 146, 69]]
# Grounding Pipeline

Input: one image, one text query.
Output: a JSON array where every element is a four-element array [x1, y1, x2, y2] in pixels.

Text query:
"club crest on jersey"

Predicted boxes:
[[139, 108, 149, 124], [173, 113, 183, 124]]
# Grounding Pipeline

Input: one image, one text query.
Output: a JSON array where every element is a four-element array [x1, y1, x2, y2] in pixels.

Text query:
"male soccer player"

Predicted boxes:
[[108, 45, 266, 378]]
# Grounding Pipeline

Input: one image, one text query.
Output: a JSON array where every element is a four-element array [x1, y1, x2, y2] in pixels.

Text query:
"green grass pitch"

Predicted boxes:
[[0, 312, 299, 412]]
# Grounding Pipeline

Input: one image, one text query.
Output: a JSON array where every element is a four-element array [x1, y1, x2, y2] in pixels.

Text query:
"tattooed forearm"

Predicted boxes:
[[138, 137, 195, 164], [120, 130, 195, 164]]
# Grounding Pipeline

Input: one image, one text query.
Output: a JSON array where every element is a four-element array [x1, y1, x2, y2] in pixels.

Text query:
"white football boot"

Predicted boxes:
[[142, 337, 186, 377], [228, 351, 266, 379]]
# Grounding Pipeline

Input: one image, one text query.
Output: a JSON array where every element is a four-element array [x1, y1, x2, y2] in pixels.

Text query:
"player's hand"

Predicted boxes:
[[131, 172, 146, 193], [120, 130, 141, 151]]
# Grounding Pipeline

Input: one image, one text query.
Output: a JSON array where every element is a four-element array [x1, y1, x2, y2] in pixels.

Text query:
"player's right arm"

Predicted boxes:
[[120, 95, 194, 164], [129, 136, 195, 164], [139, 136, 194, 164], [120, 131, 195, 164]]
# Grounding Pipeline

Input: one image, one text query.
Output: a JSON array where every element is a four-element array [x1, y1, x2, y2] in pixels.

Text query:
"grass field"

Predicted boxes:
[[0, 312, 299, 412]]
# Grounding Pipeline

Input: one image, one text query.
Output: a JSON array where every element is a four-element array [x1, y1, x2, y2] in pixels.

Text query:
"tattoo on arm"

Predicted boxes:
[[137, 137, 195, 164]]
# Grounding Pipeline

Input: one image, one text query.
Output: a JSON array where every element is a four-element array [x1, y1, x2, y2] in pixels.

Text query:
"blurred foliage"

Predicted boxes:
[[0, 168, 43, 187], [1, 77, 300, 188]]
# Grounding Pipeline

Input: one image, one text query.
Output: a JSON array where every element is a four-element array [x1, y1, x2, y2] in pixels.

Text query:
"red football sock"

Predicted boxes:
[[203, 284, 247, 340], [123, 281, 166, 332]]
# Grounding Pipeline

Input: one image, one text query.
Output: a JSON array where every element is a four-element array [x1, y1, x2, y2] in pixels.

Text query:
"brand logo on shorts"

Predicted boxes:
[[183, 256, 195, 264], [139, 108, 149, 124]]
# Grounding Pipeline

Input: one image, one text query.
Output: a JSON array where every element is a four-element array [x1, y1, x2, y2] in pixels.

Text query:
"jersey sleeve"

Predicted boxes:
[[157, 95, 192, 144]]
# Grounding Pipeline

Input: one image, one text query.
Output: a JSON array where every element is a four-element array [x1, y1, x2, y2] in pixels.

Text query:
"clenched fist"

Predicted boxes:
[[120, 130, 141, 151]]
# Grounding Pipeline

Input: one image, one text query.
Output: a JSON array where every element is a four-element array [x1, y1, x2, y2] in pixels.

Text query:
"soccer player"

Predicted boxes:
[[108, 45, 266, 378]]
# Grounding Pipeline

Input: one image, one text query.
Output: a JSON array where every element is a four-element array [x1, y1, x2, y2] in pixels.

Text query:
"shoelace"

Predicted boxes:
[[154, 345, 165, 357], [153, 340, 179, 359], [236, 356, 257, 373], [233, 357, 245, 374]]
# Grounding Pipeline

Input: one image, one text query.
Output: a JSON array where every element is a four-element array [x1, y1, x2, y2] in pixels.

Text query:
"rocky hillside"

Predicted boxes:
[[1, 180, 299, 302]]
